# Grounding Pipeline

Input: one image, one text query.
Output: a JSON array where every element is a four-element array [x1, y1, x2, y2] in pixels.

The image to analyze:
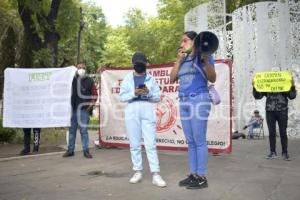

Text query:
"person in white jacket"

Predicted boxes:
[[119, 52, 167, 187]]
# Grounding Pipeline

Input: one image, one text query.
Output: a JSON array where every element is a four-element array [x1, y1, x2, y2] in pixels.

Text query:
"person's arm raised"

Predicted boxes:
[[202, 54, 216, 83], [170, 48, 185, 83]]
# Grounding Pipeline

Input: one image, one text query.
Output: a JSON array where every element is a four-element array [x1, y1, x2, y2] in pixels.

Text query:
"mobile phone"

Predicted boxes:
[[138, 84, 146, 89]]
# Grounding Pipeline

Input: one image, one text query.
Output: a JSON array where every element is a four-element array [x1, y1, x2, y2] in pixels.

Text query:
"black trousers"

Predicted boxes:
[[23, 128, 41, 152], [266, 111, 288, 154]]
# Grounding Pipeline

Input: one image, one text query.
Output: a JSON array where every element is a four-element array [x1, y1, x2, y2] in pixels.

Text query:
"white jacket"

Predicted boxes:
[[119, 72, 160, 103]]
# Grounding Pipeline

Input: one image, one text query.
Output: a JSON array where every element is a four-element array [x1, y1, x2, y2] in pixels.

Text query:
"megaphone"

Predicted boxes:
[[194, 31, 219, 54]]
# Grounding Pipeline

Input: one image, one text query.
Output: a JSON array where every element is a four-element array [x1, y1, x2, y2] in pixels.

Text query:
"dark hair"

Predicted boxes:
[[183, 31, 199, 63], [184, 31, 197, 40]]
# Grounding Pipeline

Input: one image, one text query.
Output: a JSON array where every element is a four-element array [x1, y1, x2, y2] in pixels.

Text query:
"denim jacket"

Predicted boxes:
[[119, 72, 160, 103]]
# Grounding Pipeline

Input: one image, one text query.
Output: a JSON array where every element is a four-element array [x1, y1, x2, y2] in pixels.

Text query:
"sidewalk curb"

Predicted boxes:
[[0, 151, 65, 162], [0, 147, 96, 162]]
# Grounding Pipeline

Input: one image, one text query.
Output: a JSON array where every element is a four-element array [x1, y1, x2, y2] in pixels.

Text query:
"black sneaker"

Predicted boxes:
[[282, 153, 291, 161], [265, 152, 277, 159], [243, 125, 248, 130], [83, 150, 93, 159], [62, 151, 74, 157], [178, 174, 195, 187], [186, 175, 208, 189], [33, 146, 39, 153], [19, 149, 30, 156]]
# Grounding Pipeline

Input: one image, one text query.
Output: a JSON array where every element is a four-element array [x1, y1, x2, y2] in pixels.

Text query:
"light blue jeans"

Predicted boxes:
[[125, 101, 160, 173], [247, 121, 260, 137], [179, 93, 211, 176], [68, 109, 90, 152]]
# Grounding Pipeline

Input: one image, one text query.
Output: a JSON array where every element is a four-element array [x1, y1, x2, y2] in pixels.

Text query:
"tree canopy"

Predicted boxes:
[[0, 0, 271, 72]]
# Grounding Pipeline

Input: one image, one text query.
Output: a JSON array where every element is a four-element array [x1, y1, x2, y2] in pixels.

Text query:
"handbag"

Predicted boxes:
[[193, 62, 221, 105], [208, 84, 221, 105]]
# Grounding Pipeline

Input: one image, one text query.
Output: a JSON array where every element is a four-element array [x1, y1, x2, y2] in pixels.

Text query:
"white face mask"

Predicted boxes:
[[77, 69, 86, 77]]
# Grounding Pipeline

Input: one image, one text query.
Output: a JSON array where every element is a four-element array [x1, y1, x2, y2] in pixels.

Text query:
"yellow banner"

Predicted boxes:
[[253, 71, 292, 92]]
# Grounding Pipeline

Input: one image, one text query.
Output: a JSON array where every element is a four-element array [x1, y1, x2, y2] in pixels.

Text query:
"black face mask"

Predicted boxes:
[[134, 62, 146, 73]]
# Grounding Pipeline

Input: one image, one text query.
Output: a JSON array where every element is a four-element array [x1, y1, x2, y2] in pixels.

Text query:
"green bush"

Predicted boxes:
[[0, 127, 17, 143], [89, 116, 100, 130], [0, 119, 17, 143]]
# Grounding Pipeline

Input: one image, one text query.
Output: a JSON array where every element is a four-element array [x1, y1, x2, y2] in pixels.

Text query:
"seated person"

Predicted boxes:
[[243, 110, 263, 139]]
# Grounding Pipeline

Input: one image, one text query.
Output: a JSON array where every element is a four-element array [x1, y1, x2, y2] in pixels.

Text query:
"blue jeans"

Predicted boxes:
[[247, 121, 260, 136], [179, 93, 211, 176], [68, 109, 90, 152], [125, 101, 160, 173]]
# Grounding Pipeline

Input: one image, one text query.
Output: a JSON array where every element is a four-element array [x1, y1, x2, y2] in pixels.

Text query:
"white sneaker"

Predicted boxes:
[[152, 174, 167, 187], [129, 171, 142, 184]]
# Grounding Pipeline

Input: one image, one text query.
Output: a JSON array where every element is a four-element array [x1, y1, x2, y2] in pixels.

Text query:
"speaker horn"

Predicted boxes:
[[194, 31, 219, 54]]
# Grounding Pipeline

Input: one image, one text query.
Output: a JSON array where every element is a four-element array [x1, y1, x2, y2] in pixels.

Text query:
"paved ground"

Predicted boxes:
[[0, 130, 99, 158], [0, 138, 300, 200]]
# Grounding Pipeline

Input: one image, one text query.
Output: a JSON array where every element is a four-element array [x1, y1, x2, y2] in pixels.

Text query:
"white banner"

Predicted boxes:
[[3, 66, 77, 128], [100, 60, 232, 153]]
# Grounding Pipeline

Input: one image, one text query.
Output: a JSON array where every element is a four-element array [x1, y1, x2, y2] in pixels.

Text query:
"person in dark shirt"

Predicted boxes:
[[63, 62, 98, 159], [253, 80, 297, 160]]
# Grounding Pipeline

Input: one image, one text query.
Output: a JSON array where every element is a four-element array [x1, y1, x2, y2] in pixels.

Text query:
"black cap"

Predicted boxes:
[[254, 110, 259, 113], [132, 52, 148, 64]]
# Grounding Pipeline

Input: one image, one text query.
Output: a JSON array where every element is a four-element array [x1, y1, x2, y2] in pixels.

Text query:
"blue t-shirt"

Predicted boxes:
[[133, 74, 148, 101], [177, 55, 214, 97], [134, 74, 146, 88]]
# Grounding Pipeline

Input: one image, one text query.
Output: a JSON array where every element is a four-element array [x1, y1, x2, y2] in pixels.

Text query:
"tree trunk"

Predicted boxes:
[[17, 0, 42, 68], [45, 32, 60, 67], [17, 0, 61, 68], [44, 0, 62, 67]]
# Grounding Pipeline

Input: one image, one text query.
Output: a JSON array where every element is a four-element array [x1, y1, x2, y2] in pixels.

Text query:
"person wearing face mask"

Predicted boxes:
[[170, 31, 216, 189], [119, 52, 167, 188], [63, 62, 98, 159]]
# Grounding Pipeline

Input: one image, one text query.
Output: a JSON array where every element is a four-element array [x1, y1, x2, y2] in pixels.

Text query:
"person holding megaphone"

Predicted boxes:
[[170, 31, 217, 189]]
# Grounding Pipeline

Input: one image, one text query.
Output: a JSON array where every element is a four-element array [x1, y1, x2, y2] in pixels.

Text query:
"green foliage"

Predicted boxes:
[[0, 0, 22, 36], [58, 37, 78, 66], [0, 128, 17, 143], [80, 2, 107, 72], [56, 0, 81, 42], [0, 119, 17, 143], [33, 48, 52, 67], [0, 0, 22, 66], [89, 116, 99, 130], [101, 27, 133, 67], [0, 0, 274, 70], [102, 0, 211, 67], [157, 0, 208, 31], [39, 128, 66, 144], [0, 0, 107, 70], [126, 16, 178, 64]]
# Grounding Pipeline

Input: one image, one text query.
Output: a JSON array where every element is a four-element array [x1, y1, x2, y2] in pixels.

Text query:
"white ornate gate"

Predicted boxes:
[[185, 0, 300, 137]]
